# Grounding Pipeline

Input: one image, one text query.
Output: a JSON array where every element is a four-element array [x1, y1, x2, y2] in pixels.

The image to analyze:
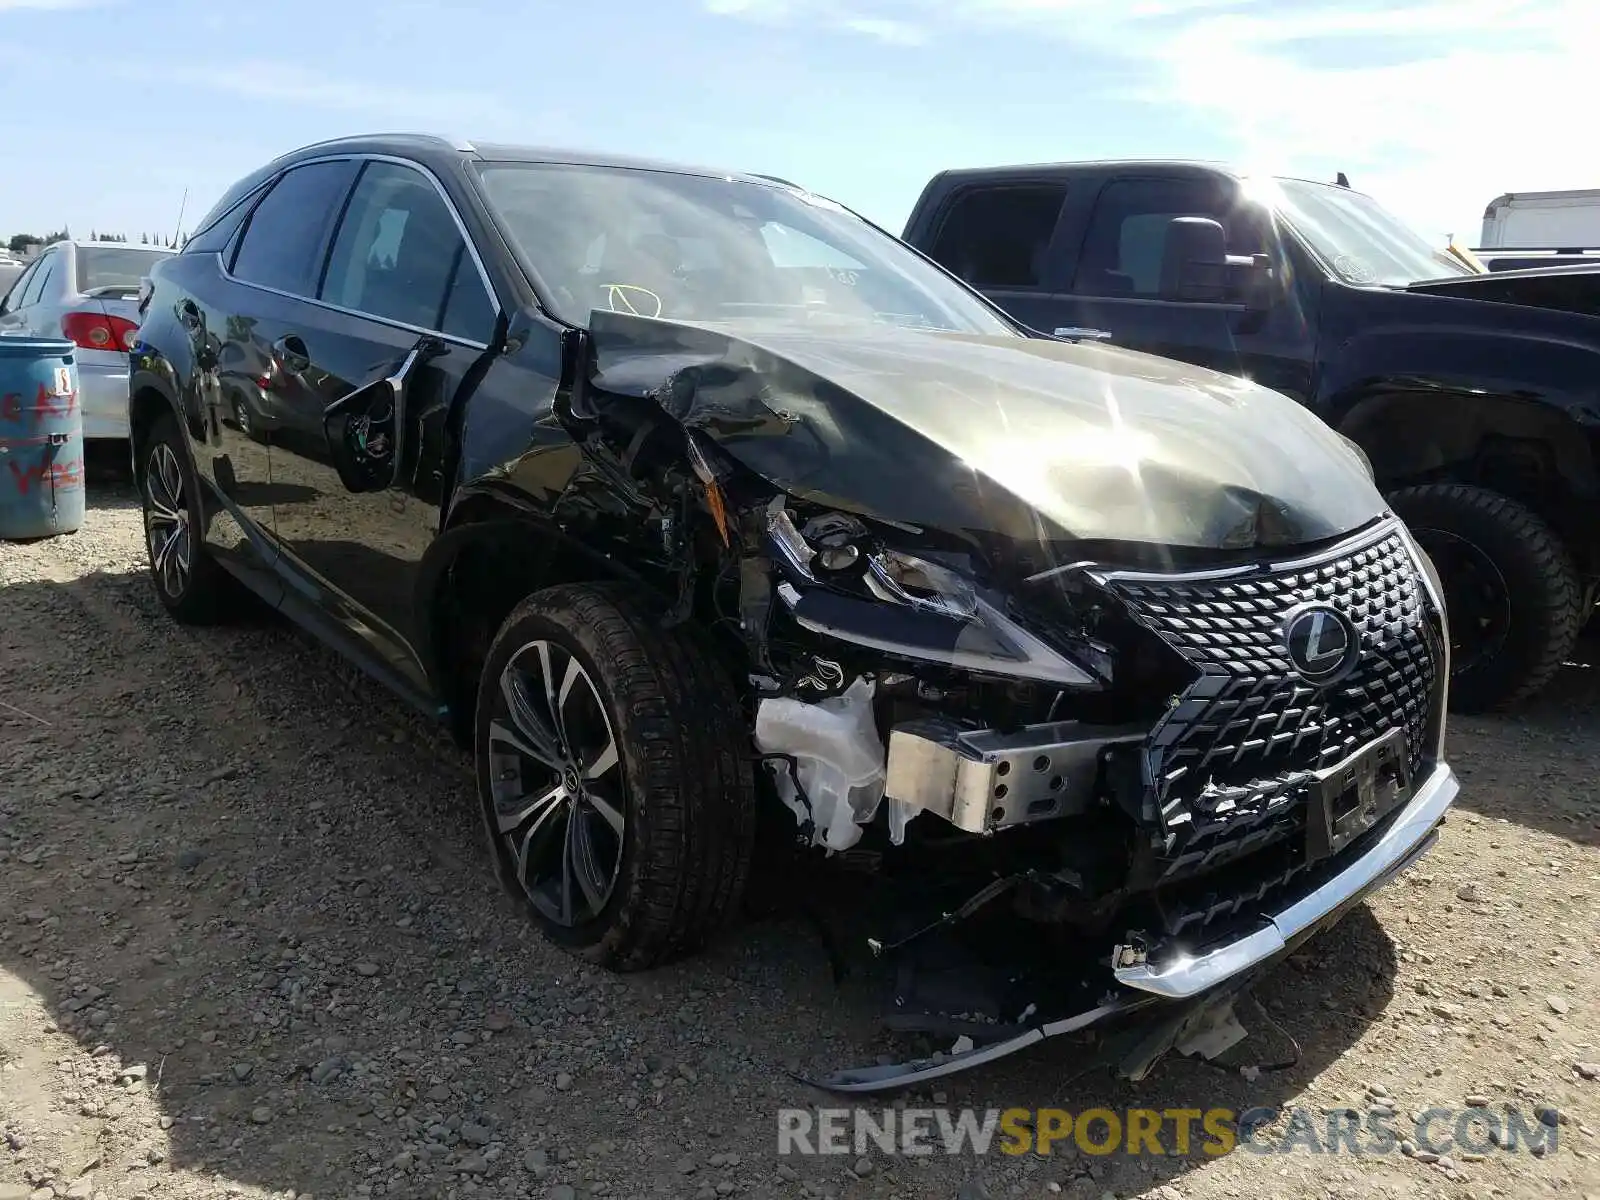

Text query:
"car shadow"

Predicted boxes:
[[0, 559, 1408, 1200], [1446, 627, 1600, 849]]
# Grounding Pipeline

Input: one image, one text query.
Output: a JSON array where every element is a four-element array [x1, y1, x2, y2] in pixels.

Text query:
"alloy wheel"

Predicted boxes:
[[144, 443, 192, 599], [486, 640, 626, 926], [1413, 527, 1511, 675]]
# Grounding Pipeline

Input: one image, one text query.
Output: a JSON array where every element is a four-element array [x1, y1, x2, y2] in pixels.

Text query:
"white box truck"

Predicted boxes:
[[1477, 189, 1600, 271]]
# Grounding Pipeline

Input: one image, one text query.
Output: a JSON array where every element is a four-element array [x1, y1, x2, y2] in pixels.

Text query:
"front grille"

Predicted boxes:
[[1097, 523, 1441, 850]]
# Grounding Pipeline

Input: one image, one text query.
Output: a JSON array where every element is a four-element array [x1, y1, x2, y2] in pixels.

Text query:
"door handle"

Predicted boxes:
[[272, 334, 310, 373], [1053, 327, 1114, 342]]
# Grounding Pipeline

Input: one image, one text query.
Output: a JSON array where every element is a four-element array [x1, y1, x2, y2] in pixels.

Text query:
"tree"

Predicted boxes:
[[7, 234, 37, 254]]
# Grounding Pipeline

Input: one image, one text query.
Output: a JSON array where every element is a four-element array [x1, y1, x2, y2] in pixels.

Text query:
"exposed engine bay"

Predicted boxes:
[[560, 310, 1458, 1089]]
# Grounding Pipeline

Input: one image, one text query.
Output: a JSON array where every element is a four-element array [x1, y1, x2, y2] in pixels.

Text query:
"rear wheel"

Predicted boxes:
[[472, 582, 755, 971], [1388, 483, 1582, 712], [137, 412, 236, 625]]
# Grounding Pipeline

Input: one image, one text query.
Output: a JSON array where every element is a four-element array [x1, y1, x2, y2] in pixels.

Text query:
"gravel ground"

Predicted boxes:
[[2, 470, 1598, 1200]]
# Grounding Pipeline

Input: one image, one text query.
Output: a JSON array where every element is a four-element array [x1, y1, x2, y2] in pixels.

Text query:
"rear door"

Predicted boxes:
[[920, 181, 1073, 333], [215, 158, 362, 533], [264, 156, 500, 700]]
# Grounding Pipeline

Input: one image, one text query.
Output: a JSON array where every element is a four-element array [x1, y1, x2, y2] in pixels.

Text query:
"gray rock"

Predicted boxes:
[[460, 1123, 492, 1147], [1575, 1062, 1599, 1080], [523, 1148, 549, 1174], [549, 1187, 577, 1200], [554, 1072, 573, 1092], [1547, 995, 1571, 1016], [354, 962, 380, 978], [426, 1084, 452, 1102], [176, 849, 205, 871], [231, 1062, 253, 1081], [249, 1106, 273, 1125]]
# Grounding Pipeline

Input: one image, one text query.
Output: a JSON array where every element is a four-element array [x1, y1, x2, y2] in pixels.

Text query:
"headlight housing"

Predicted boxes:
[[767, 505, 1098, 688]]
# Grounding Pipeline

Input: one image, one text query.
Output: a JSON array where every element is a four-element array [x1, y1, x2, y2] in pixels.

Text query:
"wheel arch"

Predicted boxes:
[[127, 376, 184, 465], [416, 492, 675, 746], [1336, 387, 1600, 576]]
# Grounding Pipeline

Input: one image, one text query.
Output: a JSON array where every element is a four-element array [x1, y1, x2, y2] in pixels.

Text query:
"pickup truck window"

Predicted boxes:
[[478, 162, 1018, 336], [1270, 178, 1474, 287], [1075, 178, 1263, 299], [925, 184, 1067, 289]]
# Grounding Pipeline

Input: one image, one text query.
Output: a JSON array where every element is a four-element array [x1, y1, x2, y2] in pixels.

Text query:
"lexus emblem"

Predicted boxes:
[[1282, 604, 1358, 684]]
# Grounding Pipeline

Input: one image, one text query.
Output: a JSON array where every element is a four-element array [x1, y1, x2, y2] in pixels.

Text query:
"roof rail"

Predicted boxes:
[[750, 172, 802, 189]]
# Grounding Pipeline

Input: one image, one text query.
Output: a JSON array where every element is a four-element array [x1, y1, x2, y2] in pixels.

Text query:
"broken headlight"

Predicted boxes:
[[767, 506, 1098, 689]]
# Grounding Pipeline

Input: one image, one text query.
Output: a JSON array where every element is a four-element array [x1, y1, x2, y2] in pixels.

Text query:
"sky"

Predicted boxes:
[[2, 0, 1595, 248]]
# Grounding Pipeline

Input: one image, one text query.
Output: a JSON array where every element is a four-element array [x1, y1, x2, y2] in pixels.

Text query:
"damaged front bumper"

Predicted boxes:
[[804, 757, 1457, 1093], [1113, 758, 1457, 1000]]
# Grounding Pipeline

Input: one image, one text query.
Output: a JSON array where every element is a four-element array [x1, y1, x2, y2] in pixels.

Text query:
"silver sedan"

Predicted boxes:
[[0, 240, 173, 439]]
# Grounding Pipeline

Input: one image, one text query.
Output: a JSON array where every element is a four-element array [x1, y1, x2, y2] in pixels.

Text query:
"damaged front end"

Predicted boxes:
[[570, 311, 1460, 1091]]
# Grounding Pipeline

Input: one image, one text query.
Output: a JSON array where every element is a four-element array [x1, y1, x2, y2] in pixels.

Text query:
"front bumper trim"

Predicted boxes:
[[1114, 760, 1459, 999]]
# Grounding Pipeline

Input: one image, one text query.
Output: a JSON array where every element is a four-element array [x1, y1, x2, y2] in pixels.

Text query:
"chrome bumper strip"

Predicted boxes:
[[1114, 762, 1459, 999]]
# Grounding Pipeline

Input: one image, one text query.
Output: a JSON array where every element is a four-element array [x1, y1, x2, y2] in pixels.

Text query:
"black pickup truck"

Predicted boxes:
[[903, 161, 1600, 712]]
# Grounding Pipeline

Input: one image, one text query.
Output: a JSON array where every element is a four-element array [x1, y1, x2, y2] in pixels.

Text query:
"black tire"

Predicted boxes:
[[1388, 483, 1582, 713], [472, 581, 755, 971], [137, 412, 236, 625]]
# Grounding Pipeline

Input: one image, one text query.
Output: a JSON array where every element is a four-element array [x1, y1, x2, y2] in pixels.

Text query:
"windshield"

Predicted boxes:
[[1268, 178, 1475, 287], [75, 245, 172, 293], [475, 162, 1018, 335]]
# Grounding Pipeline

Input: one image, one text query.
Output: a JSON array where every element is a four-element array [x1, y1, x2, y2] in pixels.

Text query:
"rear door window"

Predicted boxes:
[[2, 260, 39, 313], [926, 185, 1069, 289], [22, 253, 58, 307], [230, 159, 360, 297]]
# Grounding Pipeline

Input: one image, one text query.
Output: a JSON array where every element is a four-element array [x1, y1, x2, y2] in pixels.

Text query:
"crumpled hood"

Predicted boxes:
[[585, 310, 1386, 551]]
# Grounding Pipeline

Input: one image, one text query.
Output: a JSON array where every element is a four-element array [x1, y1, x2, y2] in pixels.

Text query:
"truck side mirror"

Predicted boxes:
[[1160, 216, 1275, 309], [1160, 217, 1230, 302]]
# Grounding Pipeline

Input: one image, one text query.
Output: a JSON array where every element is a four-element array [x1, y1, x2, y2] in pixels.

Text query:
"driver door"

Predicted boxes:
[[264, 158, 500, 699], [1052, 176, 1316, 402]]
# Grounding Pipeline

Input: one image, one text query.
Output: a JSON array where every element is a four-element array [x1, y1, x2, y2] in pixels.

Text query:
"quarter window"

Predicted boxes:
[[321, 160, 495, 339], [230, 160, 359, 297], [926, 185, 1068, 289]]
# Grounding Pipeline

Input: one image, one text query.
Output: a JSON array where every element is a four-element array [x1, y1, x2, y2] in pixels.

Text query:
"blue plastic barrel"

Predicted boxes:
[[0, 336, 85, 540]]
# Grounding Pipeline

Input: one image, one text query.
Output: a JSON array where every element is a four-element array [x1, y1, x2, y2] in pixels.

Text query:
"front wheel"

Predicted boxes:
[[1389, 483, 1582, 713], [472, 582, 755, 971]]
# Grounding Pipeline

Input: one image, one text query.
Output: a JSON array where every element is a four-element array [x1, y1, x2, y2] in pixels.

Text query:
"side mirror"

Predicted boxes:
[[323, 336, 443, 493], [1159, 216, 1274, 309]]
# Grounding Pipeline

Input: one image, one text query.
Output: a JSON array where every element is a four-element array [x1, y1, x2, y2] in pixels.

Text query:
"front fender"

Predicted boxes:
[[1319, 318, 1600, 498]]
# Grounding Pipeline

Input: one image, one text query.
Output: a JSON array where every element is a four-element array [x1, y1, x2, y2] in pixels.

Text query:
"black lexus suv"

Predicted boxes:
[[129, 134, 1458, 1088]]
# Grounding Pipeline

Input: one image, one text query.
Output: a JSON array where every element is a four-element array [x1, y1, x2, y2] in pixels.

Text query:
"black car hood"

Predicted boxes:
[[1406, 264, 1600, 319], [585, 311, 1386, 552]]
